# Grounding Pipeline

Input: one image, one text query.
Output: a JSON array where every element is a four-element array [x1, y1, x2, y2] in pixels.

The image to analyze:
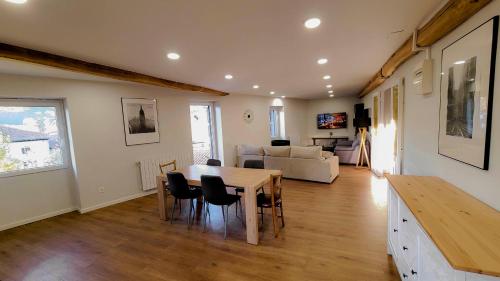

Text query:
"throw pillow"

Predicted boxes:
[[290, 146, 322, 159]]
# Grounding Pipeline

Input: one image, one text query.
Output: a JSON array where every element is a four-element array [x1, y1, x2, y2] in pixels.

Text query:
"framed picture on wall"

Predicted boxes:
[[121, 98, 160, 146], [438, 16, 498, 170]]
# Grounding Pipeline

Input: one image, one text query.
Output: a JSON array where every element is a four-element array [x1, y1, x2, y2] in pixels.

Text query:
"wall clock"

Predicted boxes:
[[243, 109, 254, 123]]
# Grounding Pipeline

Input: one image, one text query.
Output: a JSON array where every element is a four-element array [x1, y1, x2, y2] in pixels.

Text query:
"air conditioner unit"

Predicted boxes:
[[413, 59, 433, 95]]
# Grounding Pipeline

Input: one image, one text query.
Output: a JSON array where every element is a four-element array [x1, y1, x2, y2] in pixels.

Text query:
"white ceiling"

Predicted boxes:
[[0, 0, 441, 99]]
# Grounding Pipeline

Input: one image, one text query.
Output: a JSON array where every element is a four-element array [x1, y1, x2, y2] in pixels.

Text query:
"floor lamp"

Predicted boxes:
[[356, 127, 371, 169]]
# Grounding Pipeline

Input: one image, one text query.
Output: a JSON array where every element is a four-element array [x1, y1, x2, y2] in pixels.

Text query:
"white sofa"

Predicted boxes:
[[236, 145, 339, 183]]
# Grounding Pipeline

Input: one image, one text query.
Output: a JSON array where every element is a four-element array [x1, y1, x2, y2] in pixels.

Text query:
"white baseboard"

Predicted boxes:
[[79, 189, 157, 214], [0, 207, 78, 232]]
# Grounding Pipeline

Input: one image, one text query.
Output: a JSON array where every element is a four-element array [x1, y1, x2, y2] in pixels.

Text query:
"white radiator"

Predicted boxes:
[[138, 153, 192, 191]]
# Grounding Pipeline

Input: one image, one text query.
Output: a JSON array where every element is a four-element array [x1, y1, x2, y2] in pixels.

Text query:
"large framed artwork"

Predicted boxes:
[[121, 98, 160, 146], [438, 16, 498, 170], [317, 112, 348, 129]]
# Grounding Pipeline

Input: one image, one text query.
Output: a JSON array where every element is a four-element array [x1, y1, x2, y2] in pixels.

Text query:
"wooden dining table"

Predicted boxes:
[[156, 165, 282, 245]]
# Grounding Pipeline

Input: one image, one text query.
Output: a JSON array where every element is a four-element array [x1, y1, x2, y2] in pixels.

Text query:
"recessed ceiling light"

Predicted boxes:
[[323, 75, 331, 80], [326, 84, 332, 88], [253, 85, 260, 89], [281, 96, 286, 99], [4, 0, 27, 4], [225, 74, 233, 80], [329, 94, 334, 98], [166, 52, 180, 60], [270, 91, 275, 95], [317, 58, 328, 65], [454, 60, 466, 65], [328, 90, 333, 94], [305, 18, 321, 29]]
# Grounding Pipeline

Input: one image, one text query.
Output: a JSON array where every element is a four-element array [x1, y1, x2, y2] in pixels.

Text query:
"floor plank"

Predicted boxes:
[[0, 166, 398, 281]]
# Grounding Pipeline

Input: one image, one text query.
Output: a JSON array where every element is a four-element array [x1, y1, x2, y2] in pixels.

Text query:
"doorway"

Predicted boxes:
[[189, 103, 217, 165], [371, 78, 405, 175]]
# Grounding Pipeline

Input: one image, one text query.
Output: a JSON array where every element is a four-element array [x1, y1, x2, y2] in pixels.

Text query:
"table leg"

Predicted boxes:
[[157, 176, 168, 221], [244, 186, 259, 245]]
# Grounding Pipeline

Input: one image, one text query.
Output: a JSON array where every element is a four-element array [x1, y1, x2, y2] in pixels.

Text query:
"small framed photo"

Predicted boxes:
[[121, 98, 160, 146], [438, 16, 498, 170]]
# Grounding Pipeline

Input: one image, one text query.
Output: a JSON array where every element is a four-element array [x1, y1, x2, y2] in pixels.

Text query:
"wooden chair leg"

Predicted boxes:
[[271, 204, 278, 238], [279, 203, 285, 227]]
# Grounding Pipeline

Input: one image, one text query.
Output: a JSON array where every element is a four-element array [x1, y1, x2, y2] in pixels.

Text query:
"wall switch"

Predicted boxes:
[[98, 186, 105, 193]]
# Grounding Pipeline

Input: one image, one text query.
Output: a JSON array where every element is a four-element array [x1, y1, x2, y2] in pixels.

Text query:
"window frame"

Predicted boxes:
[[189, 102, 219, 162], [0, 98, 70, 178], [269, 106, 284, 140]]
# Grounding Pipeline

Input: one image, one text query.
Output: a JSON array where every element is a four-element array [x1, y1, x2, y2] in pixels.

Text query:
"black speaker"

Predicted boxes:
[[353, 104, 371, 128], [354, 103, 364, 119]]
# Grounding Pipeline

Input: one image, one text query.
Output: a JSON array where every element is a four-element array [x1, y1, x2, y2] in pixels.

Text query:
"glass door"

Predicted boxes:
[[190, 103, 217, 165]]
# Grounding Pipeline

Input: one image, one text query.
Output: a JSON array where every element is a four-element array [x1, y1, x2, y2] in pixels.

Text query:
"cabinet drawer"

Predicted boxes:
[[399, 201, 418, 236], [399, 230, 418, 275], [395, 256, 413, 281], [388, 187, 399, 249], [398, 200, 419, 269], [419, 228, 458, 281]]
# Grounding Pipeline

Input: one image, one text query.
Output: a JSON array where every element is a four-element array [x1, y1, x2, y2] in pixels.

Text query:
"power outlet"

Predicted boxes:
[[98, 186, 105, 193]]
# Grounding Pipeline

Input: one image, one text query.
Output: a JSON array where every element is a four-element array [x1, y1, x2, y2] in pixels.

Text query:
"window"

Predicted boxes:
[[269, 106, 285, 139], [190, 103, 219, 165], [0, 99, 68, 176]]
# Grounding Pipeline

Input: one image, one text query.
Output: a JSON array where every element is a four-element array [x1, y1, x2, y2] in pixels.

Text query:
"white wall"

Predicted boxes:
[[305, 96, 360, 144], [217, 95, 307, 166], [363, 0, 500, 210], [0, 74, 308, 229]]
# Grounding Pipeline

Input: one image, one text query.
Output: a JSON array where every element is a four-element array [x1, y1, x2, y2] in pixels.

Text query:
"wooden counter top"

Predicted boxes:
[[386, 175, 500, 277]]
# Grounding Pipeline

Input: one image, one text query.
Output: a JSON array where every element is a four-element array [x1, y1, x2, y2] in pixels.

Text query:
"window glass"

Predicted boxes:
[[0, 100, 67, 175], [269, 106, 284, 139]]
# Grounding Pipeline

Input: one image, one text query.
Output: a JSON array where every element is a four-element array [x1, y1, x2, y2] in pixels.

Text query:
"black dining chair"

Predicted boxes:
[[201, 175, 243, 239], [236, 159, 265, 196], [167, 172, 202, 228], [206, 159, 222, 166], [244, 159, 265, 169]]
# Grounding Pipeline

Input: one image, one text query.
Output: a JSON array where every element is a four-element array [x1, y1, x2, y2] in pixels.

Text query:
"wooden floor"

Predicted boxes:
[[0, 166, 399, 281]]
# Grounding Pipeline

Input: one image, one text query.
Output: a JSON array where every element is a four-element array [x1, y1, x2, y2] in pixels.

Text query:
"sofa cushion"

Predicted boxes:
[[238, 144, 264, 155], [335, 145, 355, 151], [290, 146, 322, 159], [263, 146, 291, 157], [337, 140, 353, 147]]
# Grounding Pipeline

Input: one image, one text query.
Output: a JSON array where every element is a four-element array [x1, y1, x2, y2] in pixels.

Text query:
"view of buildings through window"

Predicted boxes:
[[0, 101, 65, 174]]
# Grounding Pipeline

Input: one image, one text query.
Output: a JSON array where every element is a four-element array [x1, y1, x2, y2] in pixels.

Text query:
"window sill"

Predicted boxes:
[[0, 165, 68, 178]]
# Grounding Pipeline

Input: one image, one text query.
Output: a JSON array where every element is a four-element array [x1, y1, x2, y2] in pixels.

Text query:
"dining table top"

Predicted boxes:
[[166, 164, 282, 189]]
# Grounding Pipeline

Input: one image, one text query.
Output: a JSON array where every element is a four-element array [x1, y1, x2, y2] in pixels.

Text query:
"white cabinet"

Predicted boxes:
[[387, 185, 500, 281]]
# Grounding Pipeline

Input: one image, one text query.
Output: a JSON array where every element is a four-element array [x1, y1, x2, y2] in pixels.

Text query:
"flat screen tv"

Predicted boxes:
[[317, 112, 348, 129]]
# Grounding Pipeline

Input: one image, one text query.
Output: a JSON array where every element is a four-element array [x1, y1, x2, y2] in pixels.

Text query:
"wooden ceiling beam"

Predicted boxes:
[[0, 43, 229, 96], [358, 0, 492, 98]]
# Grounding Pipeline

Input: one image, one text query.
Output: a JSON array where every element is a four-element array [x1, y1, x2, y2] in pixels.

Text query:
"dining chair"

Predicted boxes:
[[206, 159, 221, 166], [257, 174, 284, 237], [159, 160, 177, 175], [158, 160, 177, 217], [201, 175, 243, 239], [167, 172, 202, 228], [236, 160, 265, 196]]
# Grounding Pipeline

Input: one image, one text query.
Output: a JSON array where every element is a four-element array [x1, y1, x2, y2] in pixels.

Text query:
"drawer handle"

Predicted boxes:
[[403, 246, 408, 251], [393, 229, 398, 232], [411, 270, 417, 275], [403, 273, 408, 279], [402, 218, 408, 223]]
